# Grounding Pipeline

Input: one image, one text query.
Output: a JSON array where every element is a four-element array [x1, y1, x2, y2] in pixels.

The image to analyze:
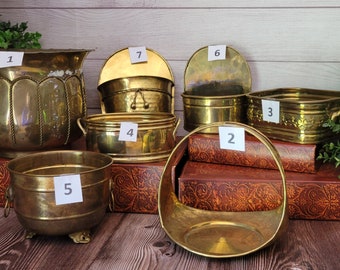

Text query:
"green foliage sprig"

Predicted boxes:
[[317, 118, 340, 178], [0, 21, 42, 49]]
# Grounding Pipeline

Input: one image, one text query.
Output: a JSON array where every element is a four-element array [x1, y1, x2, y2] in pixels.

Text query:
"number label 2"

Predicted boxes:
[[219, 126, 245, 151], [54, 175, 83, 205]]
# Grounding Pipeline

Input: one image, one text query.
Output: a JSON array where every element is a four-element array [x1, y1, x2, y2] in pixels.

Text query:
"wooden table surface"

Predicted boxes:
[[0, 211, 339, 270]]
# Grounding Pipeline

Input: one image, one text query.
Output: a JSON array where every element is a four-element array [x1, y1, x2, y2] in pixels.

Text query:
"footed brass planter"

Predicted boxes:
[[247, 88, 340, 144], [0, 49, 91, 158], [5, 150, 113, 243], [159, 122, 288, 258]]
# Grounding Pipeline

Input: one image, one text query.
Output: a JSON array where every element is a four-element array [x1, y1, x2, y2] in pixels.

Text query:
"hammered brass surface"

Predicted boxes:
[[98, 76, 174, 113], [6, 150, 113, 239], [78, 112, 179, 163], [182, 46, 251, 132], [0, 49, 91, 158], [158, 122, 288, 258], [247, 88, 340, 144]]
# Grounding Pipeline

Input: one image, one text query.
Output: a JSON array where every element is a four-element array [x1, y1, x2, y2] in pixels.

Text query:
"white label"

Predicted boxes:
[[128, 46, 148, 63], [0, 51, 24, 68], [262, 99, 280, 123], [208, 45, 226, 61], [54, 175, 83, 205], [219, 126, 245, 151], [118, 122, 138, 142]]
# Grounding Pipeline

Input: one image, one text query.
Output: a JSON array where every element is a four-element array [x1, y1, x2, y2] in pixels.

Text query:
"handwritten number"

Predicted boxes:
[[127, 128, 134, 137], [268, 107, 273, 117], [64, 183, 72, 195], [7, 56, 13, 63], [136, 51, 142, 58], [228, 133, 235, 144]]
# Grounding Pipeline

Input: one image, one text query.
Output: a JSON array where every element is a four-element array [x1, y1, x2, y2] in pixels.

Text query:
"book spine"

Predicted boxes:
[[188, 134, 318, 173], [178, 161, 340, 221]]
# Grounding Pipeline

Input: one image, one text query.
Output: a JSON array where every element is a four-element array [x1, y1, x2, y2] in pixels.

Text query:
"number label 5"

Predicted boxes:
[[54, 175, 83, 205]]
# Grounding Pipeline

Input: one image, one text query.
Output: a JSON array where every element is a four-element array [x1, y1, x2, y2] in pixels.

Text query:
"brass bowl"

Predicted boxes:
[[247, 88, 340, 144], [77, 112, 179, 163], [5, 150, 113, 242], [98, 76, 174, 113], [158, 122, 288, 258], [0, 49, 91, 158]]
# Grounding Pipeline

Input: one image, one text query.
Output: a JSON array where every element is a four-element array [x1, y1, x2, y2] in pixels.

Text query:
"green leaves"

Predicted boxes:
[[317, 119, 340, 174], [0, 21, 42, 49]]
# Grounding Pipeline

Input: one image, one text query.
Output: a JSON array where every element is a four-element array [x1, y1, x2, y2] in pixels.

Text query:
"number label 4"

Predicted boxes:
[[118, 122, 138, 142]]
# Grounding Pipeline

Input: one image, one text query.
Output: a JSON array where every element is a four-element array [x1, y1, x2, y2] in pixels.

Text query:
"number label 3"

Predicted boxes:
[[54, 175, 83, 205], [261, 100, 280, 123]]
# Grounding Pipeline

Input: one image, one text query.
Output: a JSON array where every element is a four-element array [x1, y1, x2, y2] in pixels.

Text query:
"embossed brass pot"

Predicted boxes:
[[247, 88, 340, 144], [98, 76, 174, 113], [0, 49, 91, 158], [5, 150, 113, 243], [77, 112, 179, 163]]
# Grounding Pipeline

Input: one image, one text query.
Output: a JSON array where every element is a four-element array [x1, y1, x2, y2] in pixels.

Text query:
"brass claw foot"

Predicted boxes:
[[68, 230, 91, 244]]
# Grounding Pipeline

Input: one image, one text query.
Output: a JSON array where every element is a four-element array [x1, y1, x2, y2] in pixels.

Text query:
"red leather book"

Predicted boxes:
[[188, 133, 320, 173], [0, 157, 10, 207], [178, 161, 340, 220]]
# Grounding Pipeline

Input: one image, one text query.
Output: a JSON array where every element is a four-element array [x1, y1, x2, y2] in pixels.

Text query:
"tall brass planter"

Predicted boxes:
[[0, 49, 91, 158]]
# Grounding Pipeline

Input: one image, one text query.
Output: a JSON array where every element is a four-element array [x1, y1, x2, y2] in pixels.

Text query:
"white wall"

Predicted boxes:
[[1, 1, 340, 135]]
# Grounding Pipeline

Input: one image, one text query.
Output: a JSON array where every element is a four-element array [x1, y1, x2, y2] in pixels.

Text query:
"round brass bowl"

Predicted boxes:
[[182, 83, 247, 132], [6, 150, 113, 241], [77, 113, 179, 163], [159, 122, 288, 258], [98, 76, 174, 114]]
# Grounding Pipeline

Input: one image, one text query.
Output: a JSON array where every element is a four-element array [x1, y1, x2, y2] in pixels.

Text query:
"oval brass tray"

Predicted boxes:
[[158, 122, 288, 258]]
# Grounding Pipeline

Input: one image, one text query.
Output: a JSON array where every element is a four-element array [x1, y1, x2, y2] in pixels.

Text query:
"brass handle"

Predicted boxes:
[[130, 89, 150, 110], [77, 118, 87, 135], [3, 186, 14, 217]]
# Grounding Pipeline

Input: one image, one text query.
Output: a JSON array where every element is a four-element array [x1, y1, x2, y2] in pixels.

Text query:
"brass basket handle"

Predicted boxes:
[[3, 186, 14, 217]]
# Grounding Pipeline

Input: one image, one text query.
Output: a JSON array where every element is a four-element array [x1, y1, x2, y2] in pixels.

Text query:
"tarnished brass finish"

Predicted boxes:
[[98, 48, 175, 114], [182, 46, 251, 132], [0, 49, 91, 158], [98, 76, 174, 113], [5, 150, 113, 243], [158, 122, 288, 258], [247, 88, 340, 144], [78, 112, 179, 163]]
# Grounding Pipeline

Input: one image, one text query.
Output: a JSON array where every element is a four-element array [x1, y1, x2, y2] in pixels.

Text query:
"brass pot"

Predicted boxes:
[[0, 49, 91, 158], [77, 112, 179, 163], [182, 83, 247, 133], [5, 150, 113, 243], [98, 76, 174, 113], [247, 88, 340, 144]]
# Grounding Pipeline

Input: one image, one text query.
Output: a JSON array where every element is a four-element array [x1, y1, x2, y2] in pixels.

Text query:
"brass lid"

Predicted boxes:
[[98, 47, 175, 86], [184, 46, 252, 94]]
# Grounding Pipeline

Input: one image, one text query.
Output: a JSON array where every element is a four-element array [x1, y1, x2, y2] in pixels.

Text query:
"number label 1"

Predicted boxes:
[[54, 175, 83, 205], [261, 99, 280, 123], [219, 126, 245, 151], [128, 46, 148, 63], [0, 51, 24, 68], [118, 122, 138, 142], [208, 45, 226, 61]]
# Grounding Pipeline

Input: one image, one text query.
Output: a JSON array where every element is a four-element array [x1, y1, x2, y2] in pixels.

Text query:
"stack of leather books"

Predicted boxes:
[[177, 133, 340, 220]]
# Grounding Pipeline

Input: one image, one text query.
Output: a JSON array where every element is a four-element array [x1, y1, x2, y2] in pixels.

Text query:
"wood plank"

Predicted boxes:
[[0, 212, 339, 269], [0, 8, 340, 61], [2, 0, 340, 8]]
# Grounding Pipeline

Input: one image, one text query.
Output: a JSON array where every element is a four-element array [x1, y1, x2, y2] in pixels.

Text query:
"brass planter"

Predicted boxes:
[[98, 76, 174, 113], [97, 48, 175, 114], [77, 112, 179, 163], [247, 88, 340, 144], [182, 46, 251, 133], [5, 150, 113, 243], [0, 49, 91, 158]]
